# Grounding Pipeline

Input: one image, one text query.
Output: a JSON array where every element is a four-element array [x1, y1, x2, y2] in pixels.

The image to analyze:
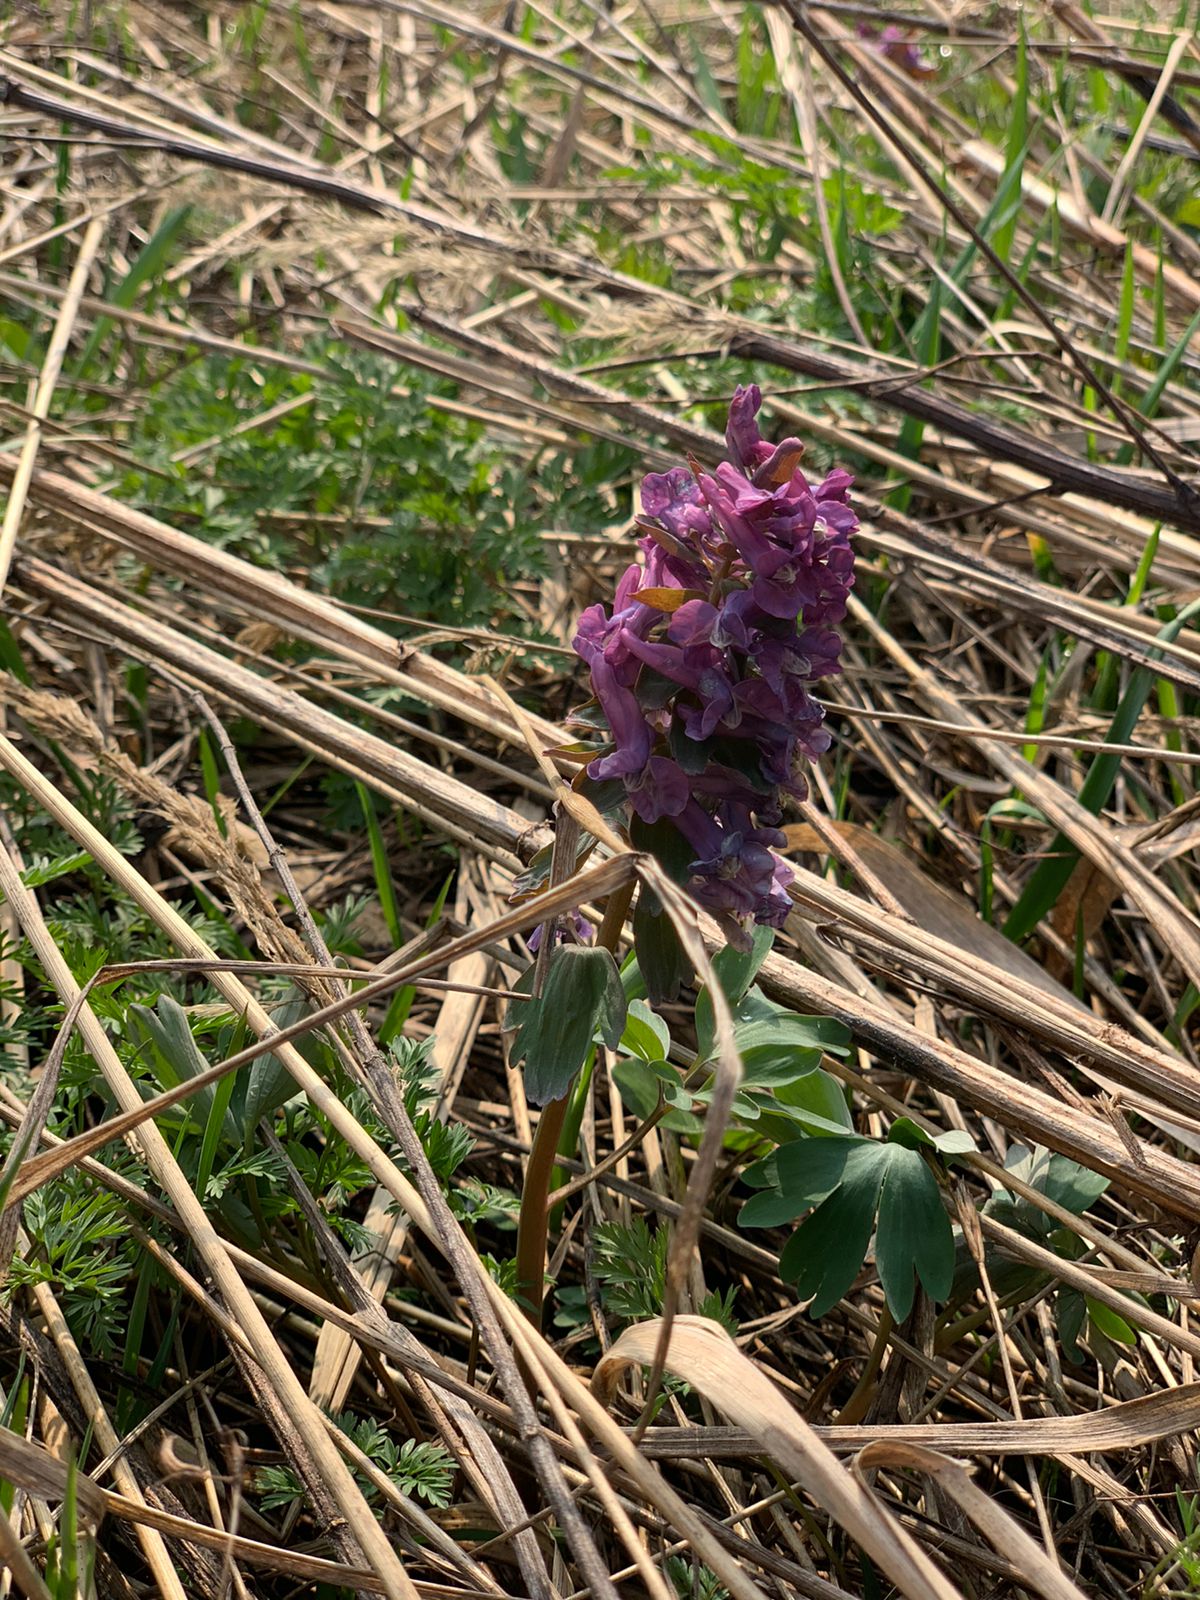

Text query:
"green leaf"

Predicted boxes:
[[738, 1045, 821, 1087], [994, 1145, 1110, 1228], [1036, 1151, 1111, 1214], [886, 1116, 934, 1150], [934, 1128, 977, 1154], [1057, 1287, 1087, 1363], [356, 782, 402, 946], [630, 813, 696, 1005], [127, 996, 234, 1137], [733, 1013, 845, 1056], [738, 1135, 866, 1228], [693, 926, 776, 1048], [632, 896, 693, 1006], [0, 619, 31, 686], [241, 994, 305, 1137], [73, 206, 193, 379], [1085, 1296, 1137, 1346], [620, 998, 670, 1062], [511, 945, 626, 1104], [779, 1144, 888, 1316], [17, 850, 93, 889], [699, 980, 849, 1066], [611, 1055, 661, 1120], [772, 1067, 855, 1133], [611, 1056, 701, 1133], [886, 1117, 974, 1156], [874, 1146, 955, 1320]]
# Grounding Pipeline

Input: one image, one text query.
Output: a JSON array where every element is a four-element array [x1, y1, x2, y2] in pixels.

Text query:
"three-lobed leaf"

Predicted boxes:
[[739, 1133, 956, 1321]]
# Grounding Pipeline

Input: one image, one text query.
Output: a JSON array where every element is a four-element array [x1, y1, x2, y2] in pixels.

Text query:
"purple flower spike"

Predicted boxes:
[[567, 385, 856, 940]]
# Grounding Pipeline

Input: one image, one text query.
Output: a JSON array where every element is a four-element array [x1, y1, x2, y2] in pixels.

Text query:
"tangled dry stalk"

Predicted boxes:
[[1, 2, 1200, 1597]]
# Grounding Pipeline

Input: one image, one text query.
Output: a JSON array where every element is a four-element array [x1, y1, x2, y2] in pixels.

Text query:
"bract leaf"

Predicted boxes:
[[634, 586, 703, 612], [511, 945, 626, 1104]]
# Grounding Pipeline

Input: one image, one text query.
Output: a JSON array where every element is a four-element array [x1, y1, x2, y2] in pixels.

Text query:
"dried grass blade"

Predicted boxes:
[[0, 747, 422, 1600], [854, 1441, 1086, 1600], [593, 1316, 961, 1600]]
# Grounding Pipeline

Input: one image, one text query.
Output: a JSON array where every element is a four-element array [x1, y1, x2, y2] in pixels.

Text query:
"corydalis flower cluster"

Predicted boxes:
[[572, 385, 856, 940]]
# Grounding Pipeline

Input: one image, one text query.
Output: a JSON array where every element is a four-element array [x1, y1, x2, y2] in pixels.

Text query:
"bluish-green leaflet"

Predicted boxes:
[[739, 1134, 956, 1320]]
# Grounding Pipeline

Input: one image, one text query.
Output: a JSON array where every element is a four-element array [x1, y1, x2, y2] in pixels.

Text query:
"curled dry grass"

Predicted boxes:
[[1, 2, 1200, 1597]]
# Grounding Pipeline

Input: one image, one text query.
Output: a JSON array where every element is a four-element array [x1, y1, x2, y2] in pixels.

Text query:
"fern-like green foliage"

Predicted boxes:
[[116, 348, 549, 634], [256, 1411, 454, 1511], [591, 1219, 737, 1333], [11, 1179, 139, 1357]]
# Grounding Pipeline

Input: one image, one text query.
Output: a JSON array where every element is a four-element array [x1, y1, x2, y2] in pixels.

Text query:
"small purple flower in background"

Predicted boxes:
[[570, 385, 856, 948], [857, 22, 937, 80]]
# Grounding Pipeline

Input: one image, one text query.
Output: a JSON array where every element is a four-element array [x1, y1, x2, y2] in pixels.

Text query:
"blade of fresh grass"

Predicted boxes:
[[378, 867, 455, 1048], [1112, 242, 1135, 399], [356, 781, 402, 947], [198, 727, 228, 838], [71, 206, 192, 383], [0, 1369, 26, 1519], [1005, 593, 1200, 943], [1023, 652, 1049, 763], [1091, 525, 1161, 710], [1116, 304, 1200, 466], [992, 17, 1028, 269], [892, 125, 1033, 510], [1156, 672, 1187, 807], [195, 1066, 238, 1206]]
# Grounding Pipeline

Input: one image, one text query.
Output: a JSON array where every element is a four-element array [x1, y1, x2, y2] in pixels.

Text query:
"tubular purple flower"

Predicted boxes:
[[528, 909, 594, 952], [567, 384, 855, 942], [586, 655, 655, 780], [625, 755, 691, 823], [725, 383, 770, 474]]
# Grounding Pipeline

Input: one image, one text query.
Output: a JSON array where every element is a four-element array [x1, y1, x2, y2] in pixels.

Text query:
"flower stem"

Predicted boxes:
[[514, 876, 636, 1327], [515, 1093, 570, 1324]]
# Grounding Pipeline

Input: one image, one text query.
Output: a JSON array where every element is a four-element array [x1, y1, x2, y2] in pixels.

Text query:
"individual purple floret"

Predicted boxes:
[[570, 386, 856, 947], [528, 908, 594, 953]]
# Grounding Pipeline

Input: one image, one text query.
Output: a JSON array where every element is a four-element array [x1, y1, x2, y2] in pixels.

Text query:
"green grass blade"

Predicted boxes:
[[378, 866, 454, 1047], [1023, 653, 1048, 763], [1005, 594, 1200, 943], [195, 1066, 238, 1205], [992, 18, 1027, 267], [1112, 242, 1135, 398], [72, 205, 192, 380], [1117, 304, 1200, 466], [1092, 524, 1160, 708], [197, 727, 227, 838], [356, 782, 402, 948], [1156, 672, 1186, 806]]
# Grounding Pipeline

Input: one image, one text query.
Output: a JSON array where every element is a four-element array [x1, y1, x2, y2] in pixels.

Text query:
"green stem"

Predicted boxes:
[[515, 1094, 569, 1325], [549, 1048, 595, 1233], [833, 1305, 893, 1425], [514, 877, 636, 1328]]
